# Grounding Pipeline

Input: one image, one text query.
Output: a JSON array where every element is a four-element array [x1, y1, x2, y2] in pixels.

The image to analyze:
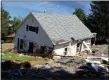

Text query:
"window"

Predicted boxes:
[[26, 25, 28, 31], [64, 47, 67, 55], [65, 48, 67, 51], [28, 25, 39, 33], [29, 26, 36, 32]]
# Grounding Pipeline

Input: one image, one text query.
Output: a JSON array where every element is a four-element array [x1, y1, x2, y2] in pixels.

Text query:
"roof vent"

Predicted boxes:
[[44, 10, 46, 13]]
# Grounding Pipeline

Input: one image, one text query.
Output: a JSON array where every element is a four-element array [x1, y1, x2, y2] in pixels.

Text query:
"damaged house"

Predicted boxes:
[[14, 12, 95, 57]]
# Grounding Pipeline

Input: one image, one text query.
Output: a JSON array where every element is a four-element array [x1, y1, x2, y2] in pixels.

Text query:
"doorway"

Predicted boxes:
[[40, 46, 46, 54], [28, 42, 34, 53], [64, 47, 67, 55], [17, 38, 19, 49], [76, 43, 81, 52]]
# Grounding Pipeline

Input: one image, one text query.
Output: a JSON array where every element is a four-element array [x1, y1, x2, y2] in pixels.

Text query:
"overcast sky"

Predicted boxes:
[[2, 1, 91, 19]]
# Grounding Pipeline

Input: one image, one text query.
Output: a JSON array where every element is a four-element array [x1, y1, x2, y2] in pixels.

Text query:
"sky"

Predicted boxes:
[[2, 1, 91, 19]]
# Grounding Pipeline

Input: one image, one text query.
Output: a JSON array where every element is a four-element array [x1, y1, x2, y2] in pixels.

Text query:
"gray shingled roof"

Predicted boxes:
[[32, 12, 94, 44]]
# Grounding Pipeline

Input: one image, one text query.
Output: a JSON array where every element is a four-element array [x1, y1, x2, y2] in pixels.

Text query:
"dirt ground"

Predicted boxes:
[[1, 43, 14, 52], [92, 45, 108, 54]]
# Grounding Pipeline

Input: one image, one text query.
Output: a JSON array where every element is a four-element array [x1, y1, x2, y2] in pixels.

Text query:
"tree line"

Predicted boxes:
[[1, 5, 22, 40], [73, 1, 109, 44], [1, 1, 109, 44]]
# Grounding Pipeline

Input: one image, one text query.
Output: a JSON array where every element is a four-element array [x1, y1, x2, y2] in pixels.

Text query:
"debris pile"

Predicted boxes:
[[54, 56, 86, 73], [1, 56, 109, 79], [92, 45, 108, 55], [1, 60, 75, 78]]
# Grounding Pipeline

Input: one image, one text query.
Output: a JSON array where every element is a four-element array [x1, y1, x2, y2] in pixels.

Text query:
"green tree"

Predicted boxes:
[[1, 5, 11, 39], [73, 8, 87, 24], [9, 17, 22, 34], [87, 1, 109, 44]]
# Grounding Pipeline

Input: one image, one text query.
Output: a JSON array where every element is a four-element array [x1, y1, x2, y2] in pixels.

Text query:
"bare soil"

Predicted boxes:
[[1, 43, 14, 52]]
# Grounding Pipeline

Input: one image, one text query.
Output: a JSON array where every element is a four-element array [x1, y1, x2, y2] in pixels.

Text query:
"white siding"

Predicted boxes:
[[53, 40, 92, 56], [14, 14, 92, 56], [14, 15, 53, 51], [70, 42, 77, 56], [54, 43, 68, 56], [81, 39, 91, 52], [54, 42, 77, 56]]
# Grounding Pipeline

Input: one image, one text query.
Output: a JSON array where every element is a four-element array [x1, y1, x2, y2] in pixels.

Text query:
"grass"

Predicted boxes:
[[1, 53, 45, 61]]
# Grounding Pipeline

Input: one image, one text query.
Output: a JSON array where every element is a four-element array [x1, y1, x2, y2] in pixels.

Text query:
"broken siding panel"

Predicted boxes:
[[54, 47, 66, 56], [82, 39, 91, 51], [70, 42, 77, 56], [54, 43, 69, 56], [53, 42, 77, 56], [54, 42, 69, 49], [85, 39, 91, 45], [81, 43, 85, 52]]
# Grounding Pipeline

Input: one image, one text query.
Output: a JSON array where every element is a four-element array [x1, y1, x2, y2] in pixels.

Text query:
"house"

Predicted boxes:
[[14, 12, 94, 57], [5, 32, 15, 43], [7, 32, 15, 38]]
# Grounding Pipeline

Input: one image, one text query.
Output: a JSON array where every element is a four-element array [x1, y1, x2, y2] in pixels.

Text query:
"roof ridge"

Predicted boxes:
[[31, 12, 76, 16]]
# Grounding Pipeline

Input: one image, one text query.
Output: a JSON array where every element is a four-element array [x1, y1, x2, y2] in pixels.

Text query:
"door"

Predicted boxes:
[[17, 38, 19, 49], [40, 46, 46, 54], [28, 42, 34, 53]]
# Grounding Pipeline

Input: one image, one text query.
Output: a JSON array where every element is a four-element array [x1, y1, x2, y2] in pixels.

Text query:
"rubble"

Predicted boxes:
[[1, 56, 109, 79], [92, 45, 108, 55], [33, 64, 43, 68], [54, 56, 86, 73]]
